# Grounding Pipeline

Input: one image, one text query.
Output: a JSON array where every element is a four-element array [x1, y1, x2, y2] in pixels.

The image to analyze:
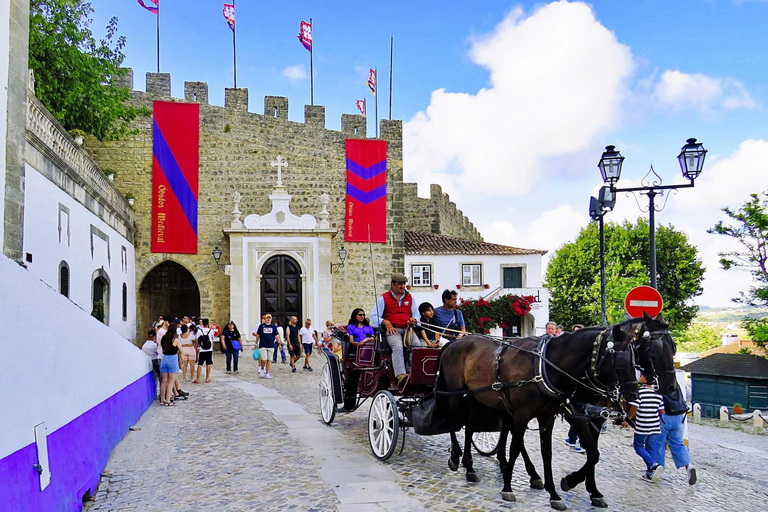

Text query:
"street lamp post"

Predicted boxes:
[[597, 138, 707, 289], [590, 186, 615, 325]]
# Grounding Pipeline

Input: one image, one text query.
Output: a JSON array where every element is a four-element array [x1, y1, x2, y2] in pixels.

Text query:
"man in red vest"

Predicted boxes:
[[369, 273, 421, 387]]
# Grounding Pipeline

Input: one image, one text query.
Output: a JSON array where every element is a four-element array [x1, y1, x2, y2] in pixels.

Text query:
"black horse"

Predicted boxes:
[[436, 313, 677, 510]]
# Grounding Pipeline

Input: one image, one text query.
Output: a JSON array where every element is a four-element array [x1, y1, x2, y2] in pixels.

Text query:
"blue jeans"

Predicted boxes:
[[225, 349, 240, 372], [567, 426, 579, 444], [654, 413, 691, 469], [633, 433, 662, 471], [272, 344, 286, 363]]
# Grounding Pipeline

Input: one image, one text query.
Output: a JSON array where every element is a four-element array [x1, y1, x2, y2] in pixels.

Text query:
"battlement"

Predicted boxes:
[[118, 69, 400, 137], [403, 182, 482, 241]]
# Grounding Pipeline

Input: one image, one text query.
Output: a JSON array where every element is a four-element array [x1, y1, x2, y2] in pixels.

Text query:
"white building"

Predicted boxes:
[[404, 230, 550, 336]]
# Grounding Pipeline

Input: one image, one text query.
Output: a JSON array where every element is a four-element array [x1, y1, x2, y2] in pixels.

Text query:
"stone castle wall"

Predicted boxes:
[[403, 183, 482, 241], [85, 71, 403, 333]]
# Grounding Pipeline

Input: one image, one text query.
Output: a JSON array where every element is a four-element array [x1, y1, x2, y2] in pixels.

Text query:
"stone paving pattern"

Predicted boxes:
[[88, 352, 768, 511]]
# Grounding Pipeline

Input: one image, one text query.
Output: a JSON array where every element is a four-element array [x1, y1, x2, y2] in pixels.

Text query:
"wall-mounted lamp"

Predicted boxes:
[[330, 246, 348, 273]]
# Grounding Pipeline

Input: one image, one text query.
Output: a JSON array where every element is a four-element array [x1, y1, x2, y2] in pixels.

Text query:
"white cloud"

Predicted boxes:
[[403, 1, 635, 198], [653, 70, 755, 111], [282, 65, 307, 82]]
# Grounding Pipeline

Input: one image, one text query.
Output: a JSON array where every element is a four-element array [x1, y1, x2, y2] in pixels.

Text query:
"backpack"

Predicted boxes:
[[663, 388, 688, 416], [198, 328, 212, 350]]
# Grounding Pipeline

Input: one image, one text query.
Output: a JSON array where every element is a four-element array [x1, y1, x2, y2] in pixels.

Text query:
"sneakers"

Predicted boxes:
[[292, 366, 297, 373], [564, 439, 577, 448], [650, 464, 663, 483], [177, 389, 189, 397], [640, 474, 654, 483], [572, 445, 586, 454], [265, 373, 272, 379], [687, 465, 697, 485], [226, 370, 231, 374], [259, 368, 265, 377], [307, 366, 313, 372], [303, 365, 308, 370]]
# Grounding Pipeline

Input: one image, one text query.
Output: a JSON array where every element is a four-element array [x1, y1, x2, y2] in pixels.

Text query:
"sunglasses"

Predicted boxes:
[[356, 313, 365, 316]]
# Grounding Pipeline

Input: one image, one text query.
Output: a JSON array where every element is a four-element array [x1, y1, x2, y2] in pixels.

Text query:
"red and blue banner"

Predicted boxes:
[[151, 101, 199, 254], [345, 139, 387, 243], [137, 0, 158, 14], [298, 20, 312, 51], [223, 3, 235, 31]]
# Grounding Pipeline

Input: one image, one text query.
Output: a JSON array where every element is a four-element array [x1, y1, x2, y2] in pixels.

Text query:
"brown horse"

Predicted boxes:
[[437, 314, 676, 510]]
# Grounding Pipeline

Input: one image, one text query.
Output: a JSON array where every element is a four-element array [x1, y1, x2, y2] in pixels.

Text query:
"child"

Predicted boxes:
[[415, 302, 441, 348], [627, 373, 664, 483]]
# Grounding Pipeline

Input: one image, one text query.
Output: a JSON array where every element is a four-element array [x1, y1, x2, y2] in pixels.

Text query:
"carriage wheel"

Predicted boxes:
[[472, 431, 501, 456], [319, 363, 336, 425], [368, 390, 399, 461]]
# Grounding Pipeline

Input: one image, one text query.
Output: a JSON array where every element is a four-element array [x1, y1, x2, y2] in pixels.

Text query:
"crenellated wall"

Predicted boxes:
[[403, 183, 482, 241]]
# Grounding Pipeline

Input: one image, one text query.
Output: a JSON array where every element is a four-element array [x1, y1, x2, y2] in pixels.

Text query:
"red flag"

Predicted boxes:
[[356, 99, 366, 115], [345, 140, 387, 243], [152, 101, 200, 254]]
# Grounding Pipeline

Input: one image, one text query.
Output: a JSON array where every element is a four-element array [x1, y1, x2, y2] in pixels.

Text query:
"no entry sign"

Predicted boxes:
[[625, 286, 663, 318], [210, 323, 221, 338]]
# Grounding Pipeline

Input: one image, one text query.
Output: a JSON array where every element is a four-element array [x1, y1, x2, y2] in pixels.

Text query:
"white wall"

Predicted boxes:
[[0, 254, 151, 460], [0, 0, 11, 245], [404, 252, 550, 334], [23, 165, 137, 340]]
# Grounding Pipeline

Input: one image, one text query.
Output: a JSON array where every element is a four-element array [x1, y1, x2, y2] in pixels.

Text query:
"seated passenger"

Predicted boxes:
[[414, 302, 441, 348], [346, 308, 375, 358], [433, 289, 466, 343], [321, 320, 343, 358]]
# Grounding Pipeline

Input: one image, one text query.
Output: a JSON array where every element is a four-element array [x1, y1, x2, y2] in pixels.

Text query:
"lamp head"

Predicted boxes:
[[598, 145, 624, 186], [678, 138, 706, 181], [338, 246, 348, 263], [211, 246, 223, 264]]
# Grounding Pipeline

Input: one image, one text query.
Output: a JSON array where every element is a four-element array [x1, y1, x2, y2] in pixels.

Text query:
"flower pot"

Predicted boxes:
[[128, 198, 135, 206], [733, 405, 743, 414], [434, 284, 439, 290], [484, 284, 490, 289], [107, 174, 115, 181], [406, 285, 411, 290], [456, 284, 461, 289], [74, 136, 84, 145]]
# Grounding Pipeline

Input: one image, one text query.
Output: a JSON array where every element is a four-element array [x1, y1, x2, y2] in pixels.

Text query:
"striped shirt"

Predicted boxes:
[[630, 386, 663, 435]]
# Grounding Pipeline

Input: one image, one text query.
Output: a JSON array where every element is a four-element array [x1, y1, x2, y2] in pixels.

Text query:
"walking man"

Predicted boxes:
[[652, 386, 697, 485], [253, 314, 279, 379], [433, 290, 466, 342], [286, 316, 301, 373], [299, 318, 318, 371], [193, 319, 214, 384], [369, 273, 419, 387]]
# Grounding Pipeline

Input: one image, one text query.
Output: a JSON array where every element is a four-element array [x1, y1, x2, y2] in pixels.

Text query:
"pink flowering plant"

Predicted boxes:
[[458, 294, 534, 334]]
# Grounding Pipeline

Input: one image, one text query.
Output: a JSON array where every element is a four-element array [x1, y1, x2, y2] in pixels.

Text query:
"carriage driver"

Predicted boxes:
[[369, 272, 422, 387]]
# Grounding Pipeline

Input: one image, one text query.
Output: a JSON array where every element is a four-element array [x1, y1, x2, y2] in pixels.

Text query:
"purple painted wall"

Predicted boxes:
[[0, 372, 155, 512]]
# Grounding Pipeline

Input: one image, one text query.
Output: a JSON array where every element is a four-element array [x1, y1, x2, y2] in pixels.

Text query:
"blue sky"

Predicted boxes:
[[92, 1, 768, 307]]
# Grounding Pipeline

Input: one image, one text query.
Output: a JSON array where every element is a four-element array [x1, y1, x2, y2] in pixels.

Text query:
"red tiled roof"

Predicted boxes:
[[404, 230, 547, 256]]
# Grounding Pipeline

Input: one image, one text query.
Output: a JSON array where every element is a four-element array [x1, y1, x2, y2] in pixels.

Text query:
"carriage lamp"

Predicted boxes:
[[598, 145, 625, 186], [677, 138, 707, 181], [212, 246, 223, 266], [330, 246, 348, 273]]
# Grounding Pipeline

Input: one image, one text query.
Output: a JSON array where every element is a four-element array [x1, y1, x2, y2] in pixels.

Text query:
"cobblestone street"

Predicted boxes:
[[87, 352, 768, 511]]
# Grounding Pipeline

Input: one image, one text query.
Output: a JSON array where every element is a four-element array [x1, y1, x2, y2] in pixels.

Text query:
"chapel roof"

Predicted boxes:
[[680, 353, 768, 380], [404, 230, 547, 256]]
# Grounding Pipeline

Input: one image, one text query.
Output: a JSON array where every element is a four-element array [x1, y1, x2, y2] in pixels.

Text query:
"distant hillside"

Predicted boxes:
[[697, 305, 768, 325]]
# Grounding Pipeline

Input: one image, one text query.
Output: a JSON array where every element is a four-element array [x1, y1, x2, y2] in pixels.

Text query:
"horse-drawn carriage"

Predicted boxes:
[[317, 327, 500, 460]]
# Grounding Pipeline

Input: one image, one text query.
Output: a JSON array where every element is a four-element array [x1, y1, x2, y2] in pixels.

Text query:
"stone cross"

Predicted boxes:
[[270, 155, 288, 186]]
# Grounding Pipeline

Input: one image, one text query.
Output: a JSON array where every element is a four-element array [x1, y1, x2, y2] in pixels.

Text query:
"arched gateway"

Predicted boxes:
[[138, 261, 200, 332]]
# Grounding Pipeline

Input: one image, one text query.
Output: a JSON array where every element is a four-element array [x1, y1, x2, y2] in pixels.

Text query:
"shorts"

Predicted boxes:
[[259, 347, 275, 361], [181, 346, 196, 362], [160, 354, 179, 374], [303, 343, 313, 355], [289, 343, 301, 357], [198, 351, 213, 366]]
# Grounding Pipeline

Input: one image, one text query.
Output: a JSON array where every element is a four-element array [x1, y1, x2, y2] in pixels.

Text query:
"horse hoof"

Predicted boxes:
[[550, 500, 567, 511], [501, 491, 516, 502], [530, 478, 545, 490], [466, 471, 480, 482], [560, 477, 573, 492], [448, 457, 458, 472], [591, 497, 608, 508]]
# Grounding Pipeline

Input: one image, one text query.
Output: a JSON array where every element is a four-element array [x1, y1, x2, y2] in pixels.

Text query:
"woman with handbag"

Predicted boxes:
[[221, 321, 243, 373]]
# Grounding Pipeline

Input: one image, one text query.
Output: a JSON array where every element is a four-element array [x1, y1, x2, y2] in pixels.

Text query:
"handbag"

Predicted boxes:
[[231, 339, 242, 351], [252, 348, 260, 360]]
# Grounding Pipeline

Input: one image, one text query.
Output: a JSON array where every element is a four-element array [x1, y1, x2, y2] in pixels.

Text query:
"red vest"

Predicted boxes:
[[382, 291, 413, 328]]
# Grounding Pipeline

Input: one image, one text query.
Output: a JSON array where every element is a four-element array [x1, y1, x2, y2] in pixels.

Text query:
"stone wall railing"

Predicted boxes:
[[26, 94, 134, 225]]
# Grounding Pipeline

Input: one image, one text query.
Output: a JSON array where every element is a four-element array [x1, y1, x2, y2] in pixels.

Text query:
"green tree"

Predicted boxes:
[[741, 317, 768, 355], [29, 0, 136, 140], [708, 190, 768, 306], [544, 218, 704, 330], [675, 323, 722, 353]]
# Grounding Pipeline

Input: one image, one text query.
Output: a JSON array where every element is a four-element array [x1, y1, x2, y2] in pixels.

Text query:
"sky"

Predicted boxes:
[[91, 0, 768, 308]]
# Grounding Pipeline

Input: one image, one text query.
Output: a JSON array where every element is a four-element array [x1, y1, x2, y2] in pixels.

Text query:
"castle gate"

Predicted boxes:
[[260, 254, 302, 328], [139, 261, 200, 331]]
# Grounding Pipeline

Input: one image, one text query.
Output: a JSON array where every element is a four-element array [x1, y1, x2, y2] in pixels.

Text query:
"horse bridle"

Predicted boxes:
[[633, 328, 676, 390]]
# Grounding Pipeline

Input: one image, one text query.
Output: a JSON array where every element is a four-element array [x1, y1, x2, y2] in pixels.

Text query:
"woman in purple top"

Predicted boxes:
[[346, 308, 374, 357]]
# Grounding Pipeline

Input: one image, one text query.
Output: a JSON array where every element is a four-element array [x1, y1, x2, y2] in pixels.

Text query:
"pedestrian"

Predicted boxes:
[[626, 373, 664, 483], [273, 319, 287, 364], [159, 326, 182, 406], [141, 329, 161, 396], [286, 316, 302, 372], [220, 321, 242, 373], [347, 308, 375, 358], [652, 386, 697, 485], [369, 273, 419, 387], [193, 319, 214, 384], [178, 323, 197, 382], [254, 314, 279, 379], [321, 320, 342, 358], [415, 302, 441, 347], [299, 318, 318, 371], [153, 315, 164, 329], [432, 290, 466, 341]]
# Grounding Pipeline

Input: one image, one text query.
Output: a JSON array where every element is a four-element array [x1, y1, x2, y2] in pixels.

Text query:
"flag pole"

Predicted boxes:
[[389, 35, 393, 119], [375, 67, 379, 138], [156, 1, 160, 72], [310, 17, 314, 105], [233, 0, 238, 88]]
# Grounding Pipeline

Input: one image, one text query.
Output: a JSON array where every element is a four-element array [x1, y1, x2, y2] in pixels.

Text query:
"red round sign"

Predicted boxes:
[[624, 286, 663, 318], [210, 323, 221, 338]]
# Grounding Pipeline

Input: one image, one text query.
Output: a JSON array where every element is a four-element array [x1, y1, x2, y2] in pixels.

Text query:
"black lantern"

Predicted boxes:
[[331, 246, 348, 273], [211, 246, 223, 265], [598, 145, 625, 186], [677, 138, 707, 181]]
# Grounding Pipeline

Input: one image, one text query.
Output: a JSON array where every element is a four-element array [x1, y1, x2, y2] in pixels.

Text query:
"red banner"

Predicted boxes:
[[345, 139, 387, 243], [151, 101, 199, 254]]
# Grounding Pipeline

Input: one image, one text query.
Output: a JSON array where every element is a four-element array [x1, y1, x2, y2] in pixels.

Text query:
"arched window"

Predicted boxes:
[[122, 283, 128, 321], [91, 268, 111, 325], [59, 261, 70, 298]]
